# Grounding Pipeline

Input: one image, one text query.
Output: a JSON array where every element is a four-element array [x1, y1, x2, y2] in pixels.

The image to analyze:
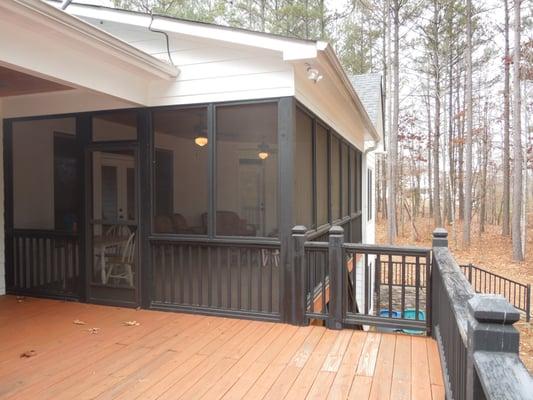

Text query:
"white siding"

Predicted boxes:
[[81, 18, 295, 106], [294, 60, 366, 152], [363, 152, 376, 245]]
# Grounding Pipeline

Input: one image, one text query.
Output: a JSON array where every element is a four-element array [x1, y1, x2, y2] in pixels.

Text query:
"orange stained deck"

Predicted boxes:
[[0, 296, 444, 400]]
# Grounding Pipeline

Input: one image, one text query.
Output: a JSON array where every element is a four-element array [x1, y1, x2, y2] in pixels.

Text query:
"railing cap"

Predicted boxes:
[[432, 228, 448, 238], [291, 225, 307, 235], [329, 226, 344, 236], [432, 228, 448, 247], [468, 294, 520, 325]]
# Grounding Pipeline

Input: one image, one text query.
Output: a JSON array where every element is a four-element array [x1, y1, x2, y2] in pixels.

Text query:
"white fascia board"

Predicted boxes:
[[8, 0, 178, 79], [318, 44, 381, 144], [62, 3, 320, 61]]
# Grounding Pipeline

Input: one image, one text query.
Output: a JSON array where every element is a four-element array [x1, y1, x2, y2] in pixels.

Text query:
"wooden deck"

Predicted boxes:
[[0, 296, 444, 399]]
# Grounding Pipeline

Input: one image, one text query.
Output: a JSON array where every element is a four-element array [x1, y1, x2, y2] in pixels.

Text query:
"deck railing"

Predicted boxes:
[[460, 263, 531, 321], [431, 229, 533, 400], [149, 237, 281, 321], [292, 225, 431, 333], [9, 229, 80, 299]]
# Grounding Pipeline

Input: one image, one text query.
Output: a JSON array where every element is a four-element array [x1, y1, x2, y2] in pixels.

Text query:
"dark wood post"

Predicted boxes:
[[278, 97, 295, 324], [292, 226, 308, 326], [466, 295, 520, 400], [327, 226, 344, 330], [432, 228, 448, 248], [431, 228, 448, 335]]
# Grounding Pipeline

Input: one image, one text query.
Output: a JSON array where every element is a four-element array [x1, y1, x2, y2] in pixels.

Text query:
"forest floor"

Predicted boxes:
[[376, 214, 533, 373]]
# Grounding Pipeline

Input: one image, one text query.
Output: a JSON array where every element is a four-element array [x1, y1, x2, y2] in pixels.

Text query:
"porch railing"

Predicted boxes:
[[8, 229, 80, 299], [431, 229, 533, 400], [460, 263, 531, 321], [292, 225, 431, 333], [149, 237, 281, 321]]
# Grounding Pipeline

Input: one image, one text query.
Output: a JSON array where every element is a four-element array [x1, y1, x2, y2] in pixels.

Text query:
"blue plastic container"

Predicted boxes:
[[402, 308, 426, 334], [379, 309, 401, 318]]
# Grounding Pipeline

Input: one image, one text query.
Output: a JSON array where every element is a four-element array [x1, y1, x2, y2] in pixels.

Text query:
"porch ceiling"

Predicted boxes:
[[0, 65, 72, 98], [0, 0, 178, 108]]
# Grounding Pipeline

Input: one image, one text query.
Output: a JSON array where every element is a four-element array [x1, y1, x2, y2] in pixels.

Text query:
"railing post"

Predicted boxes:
[[466, 294, 521, 400], [468, 263, 473, 284], [432, 228, 448, 248], [431, 228, 448, 335], [292, 225, 308, 326], [327, 226, 344, 330]]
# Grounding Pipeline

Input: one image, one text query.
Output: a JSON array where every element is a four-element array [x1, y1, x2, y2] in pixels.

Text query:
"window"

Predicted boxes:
[[92, 111, 137, 141], [294, 108, 313, 228], [216, 102, 278, 237], [12, 117, 79, 231], [368, 168, 373, 221], [153, 107, 208, 234], [316, 124, 329, 226], [341, 143, 349, 218], [330, 135, 340, 221]]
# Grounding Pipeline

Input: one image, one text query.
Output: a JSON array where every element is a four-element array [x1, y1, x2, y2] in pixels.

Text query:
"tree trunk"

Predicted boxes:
[[433, 1, 442, 228], [457, 67, 465, 220], [387, 0, 399, 243], [502, 0, 511, 236], [512, 0, 523, 261], [463, 0, 473, 247]]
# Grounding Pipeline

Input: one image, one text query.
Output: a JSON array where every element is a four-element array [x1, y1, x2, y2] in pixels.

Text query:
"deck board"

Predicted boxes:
[[0, 296, 444, 399]]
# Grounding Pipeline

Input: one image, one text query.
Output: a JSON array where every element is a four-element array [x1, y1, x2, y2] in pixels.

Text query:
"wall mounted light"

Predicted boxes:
[[306, 63, 323, 83]]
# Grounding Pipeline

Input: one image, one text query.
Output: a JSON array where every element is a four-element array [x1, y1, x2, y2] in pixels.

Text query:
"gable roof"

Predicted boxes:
[[44, 0, 381, 144], [349, 73, 383, 131]]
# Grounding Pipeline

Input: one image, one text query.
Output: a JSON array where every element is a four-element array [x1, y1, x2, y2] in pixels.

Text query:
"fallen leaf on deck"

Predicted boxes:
[[73, 319, 87, 325], [87, 327, 100, 334], [123, 320, 140, 326], [20, 350, 36, 358]]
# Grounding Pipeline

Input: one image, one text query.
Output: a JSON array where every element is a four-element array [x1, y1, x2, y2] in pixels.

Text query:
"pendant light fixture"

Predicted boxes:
[[258, 143, 270, 160], [194, 136, 208, 147]]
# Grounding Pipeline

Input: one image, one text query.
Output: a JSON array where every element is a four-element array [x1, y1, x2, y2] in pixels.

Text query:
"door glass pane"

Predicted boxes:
[[91, 149, 137, 293]]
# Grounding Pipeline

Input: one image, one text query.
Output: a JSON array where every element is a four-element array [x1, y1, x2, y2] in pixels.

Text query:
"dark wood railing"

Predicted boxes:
[[460, 263, 531, 321], [431, 229, 533, 400], [149, 237, 281, 321], [294, 225, 431, 333], [9, 229, 80, 298]]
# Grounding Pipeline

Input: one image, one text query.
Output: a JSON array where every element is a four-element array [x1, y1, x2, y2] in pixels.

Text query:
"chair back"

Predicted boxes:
[[121, 231, 136, 263], [105, 224, 130, 239]]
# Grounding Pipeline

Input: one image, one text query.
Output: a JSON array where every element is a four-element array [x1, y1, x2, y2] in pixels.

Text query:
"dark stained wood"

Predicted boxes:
[[0, 296, 444, 399], [0, 65, 71, 97]]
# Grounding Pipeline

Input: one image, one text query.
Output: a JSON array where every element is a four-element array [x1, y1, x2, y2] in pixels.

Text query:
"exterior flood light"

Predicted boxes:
[[306, 63, 323, 83]]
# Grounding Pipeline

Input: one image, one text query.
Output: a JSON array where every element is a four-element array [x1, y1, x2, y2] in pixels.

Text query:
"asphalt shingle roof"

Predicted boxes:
[[349, 73, 382, 130]]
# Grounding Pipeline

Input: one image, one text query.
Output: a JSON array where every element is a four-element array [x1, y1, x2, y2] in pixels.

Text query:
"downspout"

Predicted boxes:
[[60, 0, 73, 10]]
